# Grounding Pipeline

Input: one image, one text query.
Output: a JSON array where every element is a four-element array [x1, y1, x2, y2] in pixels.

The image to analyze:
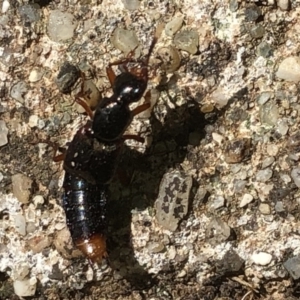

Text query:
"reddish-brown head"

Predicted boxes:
[[76, 234, 107, 263]]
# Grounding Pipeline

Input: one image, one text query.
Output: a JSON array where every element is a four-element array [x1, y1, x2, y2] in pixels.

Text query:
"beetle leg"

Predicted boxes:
[[121, 134, 145, 144], [75, 97, 94, 120], [130, 90, 152, 118]]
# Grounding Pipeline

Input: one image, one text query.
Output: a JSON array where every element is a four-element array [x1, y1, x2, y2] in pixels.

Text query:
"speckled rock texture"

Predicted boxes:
[[1, 0, 300, 299]]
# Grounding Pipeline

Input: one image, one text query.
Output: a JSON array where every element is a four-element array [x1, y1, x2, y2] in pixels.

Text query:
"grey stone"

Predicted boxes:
[[284, 256, 300, 279], [155, 170, 192, 231]]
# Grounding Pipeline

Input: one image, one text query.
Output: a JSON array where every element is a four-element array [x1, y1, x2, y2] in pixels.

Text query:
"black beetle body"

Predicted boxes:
[[90, 36, 158, 142], [59, 33, 158, 263], [62, 172, 107, 263]]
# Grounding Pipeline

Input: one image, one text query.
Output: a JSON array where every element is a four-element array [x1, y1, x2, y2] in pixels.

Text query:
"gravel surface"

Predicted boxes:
[[1, 0, 300, 299]]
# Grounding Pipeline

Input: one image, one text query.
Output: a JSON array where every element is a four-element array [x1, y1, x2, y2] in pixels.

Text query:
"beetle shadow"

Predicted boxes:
[[106, 93, 211, 289], [106, 83, 250, 290]]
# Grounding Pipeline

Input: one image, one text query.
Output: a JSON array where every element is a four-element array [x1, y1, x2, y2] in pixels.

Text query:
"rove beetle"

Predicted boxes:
[[58, 30, 159, 264]]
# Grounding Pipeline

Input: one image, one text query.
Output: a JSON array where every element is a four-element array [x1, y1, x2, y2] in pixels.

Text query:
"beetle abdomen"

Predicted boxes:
[[62, 172, 107, 263]]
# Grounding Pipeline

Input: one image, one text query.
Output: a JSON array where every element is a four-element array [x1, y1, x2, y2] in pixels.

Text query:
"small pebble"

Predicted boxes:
[[10, 81, 28, 103], [231, 164, 241, 174], [54, 227, 81, 259], [55, 61, 80, 94], [211, 87, 228, 108], [47, 10, 77, 42], [174, 30, 199, 54], [266, 144, 279, 156], [11, 173, 33, 204], [217, 250, 244, 273], [81, 79, 101, 110], [13, 278, 37, 297], [206, 216, 232, 245], [224, 138, 251, 164], [37, 119, 45, 129], [244, 5, 262, 22], [284, 256, 300, 279], [168, 246, 177, 260], [275, 201, 285, 212], [33, 195, 44, 205], [111, 28, 139, 55], [276, 56, 300, 82], [256, 92, 272, 106], [291, 168, 300, 188], [29, 68, 43, 82], [260, 101, 279, 126], [250, 24, 265, 39], [0, 120, 8, 146], [27, 235, 51, 253], [12, 263, 30, 280], [122, 0, 140, 10], [234, 180, 247, 193], [257, 41, 273, 58], [276, 119, 289, 136], [209, 195, 225, 210], [287, 131, 300, 151], [239, 193, 254, 207], [157, 45, 181, 73], [280, 174, 291, 184], [212, 132, 223, 144], [229, 0, 239, 12], [277, 0, 290, 11], [147, 242, 165, 253], [0, 172, 3, 182], [252, 252, 272, 266], [261, 157, 274, 169], [177, 270, 187, 278], [13, 214, 26, 236], [26, 222, 36, 234], [259, 203, 271, 215], [256, 168, 272, 182], [201, 103, 214, 113], [28, 115, 39, 128], [18, 4, 40, 23], [165, 15, 184, 36], [155, 170, 192, 231], [2, 0, 9, 13]]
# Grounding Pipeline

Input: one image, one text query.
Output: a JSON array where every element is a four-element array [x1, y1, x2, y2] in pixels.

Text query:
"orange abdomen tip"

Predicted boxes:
[[76, 234, 107, 264]]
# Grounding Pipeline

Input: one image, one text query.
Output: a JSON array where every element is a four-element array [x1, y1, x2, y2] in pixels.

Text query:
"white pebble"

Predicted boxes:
[[212, 132, 223, 144], [0, 120, 8, 146], [259, 203, 271, 215], [13, 277, 37, 297], [277, 0, 289, 10], [276, 119, 289, 136], [11, 173, 33, 204], [13, 214, 26, 236], [252, 252, 272, 266], [211, 195, 225, 209], [47, 10, 77, 42], [2, 0, 10, 13], [12, 263, 30, 280], [211, 87, 228, 108], [239, 193, 254, 207], [29, 68, 43, 82], [280, 174, 291, 184], [266, 144, 279, 156], [276, 56, 300, 82], [28, 115, 39, 128], [291, 168, 300, 188], [33, 195, 44, 205]]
